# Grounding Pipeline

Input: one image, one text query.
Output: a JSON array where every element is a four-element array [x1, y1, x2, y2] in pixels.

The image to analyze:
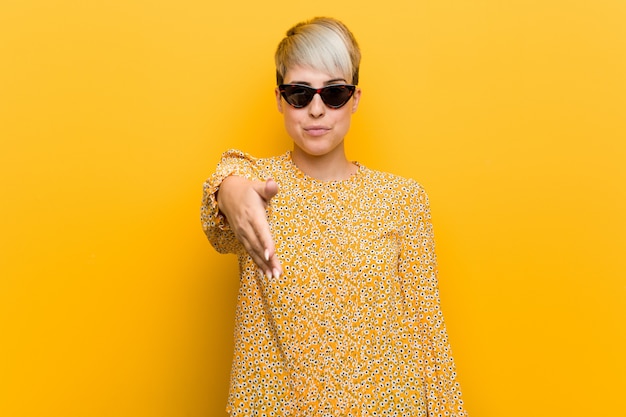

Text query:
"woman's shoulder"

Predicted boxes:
[[362, 165, 427, 194], [360, 166, 431, 214]]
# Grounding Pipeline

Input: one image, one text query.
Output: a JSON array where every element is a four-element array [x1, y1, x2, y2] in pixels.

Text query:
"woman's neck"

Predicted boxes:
[[291, 146, 357, 182]]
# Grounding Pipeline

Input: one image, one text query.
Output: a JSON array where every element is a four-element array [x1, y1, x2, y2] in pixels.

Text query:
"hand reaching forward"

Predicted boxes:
[[216, 176, 282, 278]]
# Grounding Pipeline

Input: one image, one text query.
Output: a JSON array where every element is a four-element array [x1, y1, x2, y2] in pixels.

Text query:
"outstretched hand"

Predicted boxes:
[[217, 176, 282, 278]]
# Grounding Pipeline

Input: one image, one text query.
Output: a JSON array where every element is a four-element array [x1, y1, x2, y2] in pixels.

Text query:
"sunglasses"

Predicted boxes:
[[279, 84, 356, 109]]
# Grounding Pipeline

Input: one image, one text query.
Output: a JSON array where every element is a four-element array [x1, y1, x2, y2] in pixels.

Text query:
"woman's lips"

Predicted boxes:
[[304, 126, 330, 136]]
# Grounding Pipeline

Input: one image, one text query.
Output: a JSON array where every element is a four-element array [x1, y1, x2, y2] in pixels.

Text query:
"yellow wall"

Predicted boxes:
[[1, 1, 625, 416]]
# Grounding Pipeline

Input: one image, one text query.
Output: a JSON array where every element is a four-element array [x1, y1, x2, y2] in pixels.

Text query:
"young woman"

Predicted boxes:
[[202, 17, 468, 417]]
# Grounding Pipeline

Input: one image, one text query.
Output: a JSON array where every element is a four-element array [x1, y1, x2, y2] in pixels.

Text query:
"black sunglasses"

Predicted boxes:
[[279, 84, 356, 109]]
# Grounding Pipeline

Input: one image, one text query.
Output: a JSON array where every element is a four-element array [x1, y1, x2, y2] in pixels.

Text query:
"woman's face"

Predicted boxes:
[[276, 65, 361, 161]]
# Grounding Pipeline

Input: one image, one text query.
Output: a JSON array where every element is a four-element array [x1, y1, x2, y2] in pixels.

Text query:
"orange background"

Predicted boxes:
[[1, 1, 625, 416]]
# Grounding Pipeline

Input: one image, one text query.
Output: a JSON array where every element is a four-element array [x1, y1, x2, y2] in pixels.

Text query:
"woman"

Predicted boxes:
[[202, 17, 468, 417]]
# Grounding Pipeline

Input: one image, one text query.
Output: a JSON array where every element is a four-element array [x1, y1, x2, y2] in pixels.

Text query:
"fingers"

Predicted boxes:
[[264, 248, 283, 280], [242, 178, 281, 277], [236, 221, 281, 279], [239, 234, 275, 278], [251, 212, 282, 279], [262, 178, 281, 277], [219, 175, 282, 278]]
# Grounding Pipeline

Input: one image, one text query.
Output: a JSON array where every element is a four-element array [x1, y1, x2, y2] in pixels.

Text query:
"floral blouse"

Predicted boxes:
[[201, 149, 468, 417]]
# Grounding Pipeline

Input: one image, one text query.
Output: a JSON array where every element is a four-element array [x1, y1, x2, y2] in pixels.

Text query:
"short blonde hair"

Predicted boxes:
[[275, 17, 361, 85]]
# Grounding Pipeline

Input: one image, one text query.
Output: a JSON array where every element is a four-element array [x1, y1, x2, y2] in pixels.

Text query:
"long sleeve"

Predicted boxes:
[[200, 149, 261, 254], [399, 181, 468, 417]]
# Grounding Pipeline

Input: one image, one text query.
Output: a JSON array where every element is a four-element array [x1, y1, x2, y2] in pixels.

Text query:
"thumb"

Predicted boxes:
[[252, 178, 279, 202], [263, 178, 279, 200]]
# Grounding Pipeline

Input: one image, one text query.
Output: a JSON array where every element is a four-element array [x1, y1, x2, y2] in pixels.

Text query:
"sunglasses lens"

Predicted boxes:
[[280, 84, 356, 108], [320, 85, 355, 108], [282, 85, 314, 108]]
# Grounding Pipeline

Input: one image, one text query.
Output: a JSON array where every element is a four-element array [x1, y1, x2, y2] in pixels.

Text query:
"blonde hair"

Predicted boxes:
[[275, 17, 361, 85]]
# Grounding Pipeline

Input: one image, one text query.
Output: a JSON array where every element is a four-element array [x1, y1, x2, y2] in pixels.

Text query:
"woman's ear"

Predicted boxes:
[[351, 88, 362, 113], [275, 88, 284, 113]]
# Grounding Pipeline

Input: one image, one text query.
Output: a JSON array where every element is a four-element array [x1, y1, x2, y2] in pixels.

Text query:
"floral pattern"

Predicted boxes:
[[201, 149, 467, 417]]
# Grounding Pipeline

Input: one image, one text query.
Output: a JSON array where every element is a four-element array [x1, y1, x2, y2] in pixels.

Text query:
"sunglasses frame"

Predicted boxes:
[[278, 84, 357, 109]]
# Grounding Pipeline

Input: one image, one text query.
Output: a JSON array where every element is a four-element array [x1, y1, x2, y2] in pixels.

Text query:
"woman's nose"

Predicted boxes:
[[308, 93, 326, 117]]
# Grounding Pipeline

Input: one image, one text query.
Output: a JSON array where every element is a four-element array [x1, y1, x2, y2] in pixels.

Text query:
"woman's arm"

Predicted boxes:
[[399, 181, 468, 417]]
